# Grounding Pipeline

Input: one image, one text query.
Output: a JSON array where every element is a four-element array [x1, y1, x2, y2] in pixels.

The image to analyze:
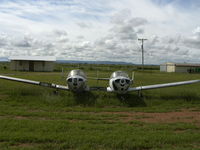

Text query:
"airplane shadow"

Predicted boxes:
[[117, 94, 147, 107], [72, 92, 97, 106], [71, 92, 146, 107]]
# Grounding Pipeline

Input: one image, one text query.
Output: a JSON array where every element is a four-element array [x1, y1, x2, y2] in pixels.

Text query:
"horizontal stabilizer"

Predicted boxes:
[[88, 77, 110, 80], [89, 87, 107, 91]]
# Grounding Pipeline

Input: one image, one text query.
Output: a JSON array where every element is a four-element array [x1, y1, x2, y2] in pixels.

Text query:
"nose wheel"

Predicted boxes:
[[120, 95, 125, 101], [116, 94, 126, 101]]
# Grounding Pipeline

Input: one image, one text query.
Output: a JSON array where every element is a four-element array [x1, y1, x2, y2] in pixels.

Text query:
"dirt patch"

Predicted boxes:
[[2, 109, 200, 125], [0, 115, 49, 120], [0, 94, 9, 100], [14, 116, 30, 120], [103, 110, 200, 124], [11, 143, 38, 148], [14, 143, 32, 147], [0, 115, 83, 123]]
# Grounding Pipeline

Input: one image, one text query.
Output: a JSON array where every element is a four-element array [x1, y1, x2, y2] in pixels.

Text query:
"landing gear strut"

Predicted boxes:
[[120, 96, 125, 101], [53, 89, 59, 95], [138, 90, 143, 97]]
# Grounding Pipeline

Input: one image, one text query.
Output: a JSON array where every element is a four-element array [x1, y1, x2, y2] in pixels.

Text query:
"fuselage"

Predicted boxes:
[[107, 71, 132, 94], [66, 70, 88, 92], [66, 70, 132, 93]]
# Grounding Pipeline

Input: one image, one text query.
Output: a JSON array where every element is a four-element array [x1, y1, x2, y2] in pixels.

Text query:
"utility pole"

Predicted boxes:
[[138, 38, 147, 70]]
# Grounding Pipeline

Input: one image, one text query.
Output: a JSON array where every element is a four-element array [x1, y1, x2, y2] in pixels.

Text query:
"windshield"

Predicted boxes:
[[110, 71, 129, 78], [68, 70, 86, 78]]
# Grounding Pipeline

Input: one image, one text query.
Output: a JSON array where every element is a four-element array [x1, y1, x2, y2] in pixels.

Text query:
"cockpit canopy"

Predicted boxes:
[[67, 70, 86, 78], [110, 71, 129, 78]]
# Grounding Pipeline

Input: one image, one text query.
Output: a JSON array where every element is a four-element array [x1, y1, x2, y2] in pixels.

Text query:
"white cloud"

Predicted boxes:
[[0, 0, 200, 64]]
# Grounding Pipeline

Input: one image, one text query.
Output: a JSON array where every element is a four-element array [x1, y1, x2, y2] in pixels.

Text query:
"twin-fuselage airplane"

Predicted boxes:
[[1, 69, 200, 94]]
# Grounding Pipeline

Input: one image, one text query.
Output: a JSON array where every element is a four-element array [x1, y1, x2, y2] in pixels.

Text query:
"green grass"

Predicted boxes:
[[1, 63, 200, 149]]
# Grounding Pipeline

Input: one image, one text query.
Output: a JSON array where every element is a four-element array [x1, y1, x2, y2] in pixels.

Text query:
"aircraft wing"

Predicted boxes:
[[0, 75, 69, 90], [128, 79, 200, 91]]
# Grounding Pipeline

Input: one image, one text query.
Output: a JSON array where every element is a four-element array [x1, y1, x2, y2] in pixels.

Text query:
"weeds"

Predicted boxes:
[[1, 64, 200, 149]]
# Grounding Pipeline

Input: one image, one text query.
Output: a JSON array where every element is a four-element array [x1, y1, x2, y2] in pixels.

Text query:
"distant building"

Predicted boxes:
[[160, 63, 200, 73], [9, 56, 56, 72]]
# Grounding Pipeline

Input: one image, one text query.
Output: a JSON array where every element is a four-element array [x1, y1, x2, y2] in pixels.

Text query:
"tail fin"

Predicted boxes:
[[97, 70, 99, 79], [61, 67, 65, 81], [131, 72, 134, 81], [96, 70, 99, 85]]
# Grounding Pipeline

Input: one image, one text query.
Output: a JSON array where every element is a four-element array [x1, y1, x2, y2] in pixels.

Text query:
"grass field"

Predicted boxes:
[[1, 63, 200, 150]]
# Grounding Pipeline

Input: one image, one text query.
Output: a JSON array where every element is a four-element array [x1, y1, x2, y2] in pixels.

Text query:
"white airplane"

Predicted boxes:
[[0, 70, 94, 92], [0, 70, 200, 95], [93, 70, 200, 94]]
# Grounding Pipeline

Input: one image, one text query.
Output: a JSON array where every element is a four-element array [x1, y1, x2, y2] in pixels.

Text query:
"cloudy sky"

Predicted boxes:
[[0, 0, 200, 64]]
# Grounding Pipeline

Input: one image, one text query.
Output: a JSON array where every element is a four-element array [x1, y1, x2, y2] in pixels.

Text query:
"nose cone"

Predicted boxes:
[[120, 79, 125, 83], [113, 78, 131, 94], [67, 77, 86, 92]]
